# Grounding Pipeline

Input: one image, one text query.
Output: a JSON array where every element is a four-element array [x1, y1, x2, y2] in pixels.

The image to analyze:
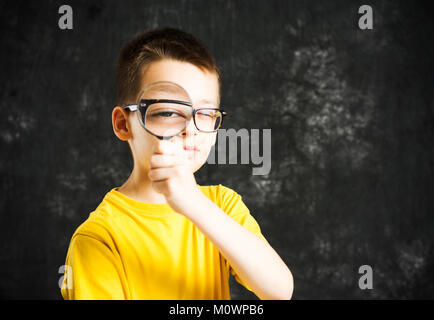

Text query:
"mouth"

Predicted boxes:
[[183, 145, 200, 158], [183, 146, 200, 151]]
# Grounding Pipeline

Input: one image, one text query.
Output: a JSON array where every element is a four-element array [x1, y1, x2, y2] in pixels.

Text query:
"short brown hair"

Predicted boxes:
[[115, 28, 221, 106]]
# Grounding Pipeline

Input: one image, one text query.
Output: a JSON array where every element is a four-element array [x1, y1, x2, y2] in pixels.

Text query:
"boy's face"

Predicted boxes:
[[120, 59, 220, 175]]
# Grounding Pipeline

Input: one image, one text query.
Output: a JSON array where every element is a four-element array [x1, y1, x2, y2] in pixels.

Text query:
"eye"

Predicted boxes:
[[148, 109, 186, 119], [153, 111, 180, 118]]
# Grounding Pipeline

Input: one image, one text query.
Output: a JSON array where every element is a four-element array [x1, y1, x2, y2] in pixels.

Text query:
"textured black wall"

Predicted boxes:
[[1, 0, 433, 299]]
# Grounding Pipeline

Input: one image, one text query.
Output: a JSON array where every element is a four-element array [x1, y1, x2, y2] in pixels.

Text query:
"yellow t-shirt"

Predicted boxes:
[[60, 184, 268, 300]]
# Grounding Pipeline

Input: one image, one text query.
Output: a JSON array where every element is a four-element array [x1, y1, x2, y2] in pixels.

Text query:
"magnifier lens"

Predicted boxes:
[[137, 82, 192, 139]]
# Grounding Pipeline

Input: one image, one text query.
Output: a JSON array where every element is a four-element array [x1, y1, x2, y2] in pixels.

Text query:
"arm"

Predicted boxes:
[[177, 188, 293, 300], [149, 141, 294, 300], [61, 233, 127, 300]]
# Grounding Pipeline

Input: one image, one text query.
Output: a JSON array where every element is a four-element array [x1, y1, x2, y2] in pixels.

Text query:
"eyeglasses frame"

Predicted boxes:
[[123, 98, 227, 140]]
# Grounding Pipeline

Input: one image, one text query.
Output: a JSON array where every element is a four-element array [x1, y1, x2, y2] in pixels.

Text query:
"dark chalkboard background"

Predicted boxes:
[[1, 0, 433, 299]]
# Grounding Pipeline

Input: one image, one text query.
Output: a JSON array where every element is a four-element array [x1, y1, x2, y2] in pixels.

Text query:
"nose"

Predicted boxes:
[[181, 117, 199, 137]]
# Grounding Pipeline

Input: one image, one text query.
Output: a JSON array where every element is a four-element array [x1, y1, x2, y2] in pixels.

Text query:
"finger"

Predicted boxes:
[[152, 140, 173, 155], [148, 167, 176, 182], [149, 154, 177, 169], [153, 139, 183, 155]]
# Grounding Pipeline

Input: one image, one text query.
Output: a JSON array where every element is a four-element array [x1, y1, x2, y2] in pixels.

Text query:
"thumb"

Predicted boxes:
[[153, 139, 183, 156]]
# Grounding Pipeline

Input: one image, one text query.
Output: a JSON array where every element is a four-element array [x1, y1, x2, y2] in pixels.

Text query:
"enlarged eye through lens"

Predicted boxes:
[[144, 103, 191, 137], [136, 81, 193, 139]]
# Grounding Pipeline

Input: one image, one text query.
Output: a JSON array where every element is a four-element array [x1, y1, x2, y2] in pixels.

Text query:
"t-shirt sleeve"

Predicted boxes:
[[217, 185, 270, 293], [60, 232, 127, 300]]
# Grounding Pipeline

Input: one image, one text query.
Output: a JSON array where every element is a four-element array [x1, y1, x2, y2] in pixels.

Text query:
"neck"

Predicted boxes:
[[117, 165, 168, 204]]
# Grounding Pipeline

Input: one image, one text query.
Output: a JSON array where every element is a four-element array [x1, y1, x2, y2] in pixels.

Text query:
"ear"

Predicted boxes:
[[112, 106, 132, 141]]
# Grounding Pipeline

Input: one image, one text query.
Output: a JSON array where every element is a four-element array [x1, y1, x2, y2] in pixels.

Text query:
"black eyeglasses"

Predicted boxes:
[[123, 98, 227, 140]]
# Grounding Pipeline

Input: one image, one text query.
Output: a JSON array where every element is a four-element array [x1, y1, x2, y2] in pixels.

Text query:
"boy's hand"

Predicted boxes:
[[148, 140, 202, 214]]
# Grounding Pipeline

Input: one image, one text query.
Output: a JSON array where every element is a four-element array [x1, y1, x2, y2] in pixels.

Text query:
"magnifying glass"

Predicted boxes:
[[123, 81, 226, 140]]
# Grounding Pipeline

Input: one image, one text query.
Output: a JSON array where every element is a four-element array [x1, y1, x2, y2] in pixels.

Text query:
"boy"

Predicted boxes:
[[61, 28, 293, 300]]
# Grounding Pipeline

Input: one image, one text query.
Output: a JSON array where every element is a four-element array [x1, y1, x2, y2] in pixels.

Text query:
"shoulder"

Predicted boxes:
[[200, 185, 267, 241], [199, 184, 249, 215], [71, 205, 116, 245], [199, 184, 241, 201]]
